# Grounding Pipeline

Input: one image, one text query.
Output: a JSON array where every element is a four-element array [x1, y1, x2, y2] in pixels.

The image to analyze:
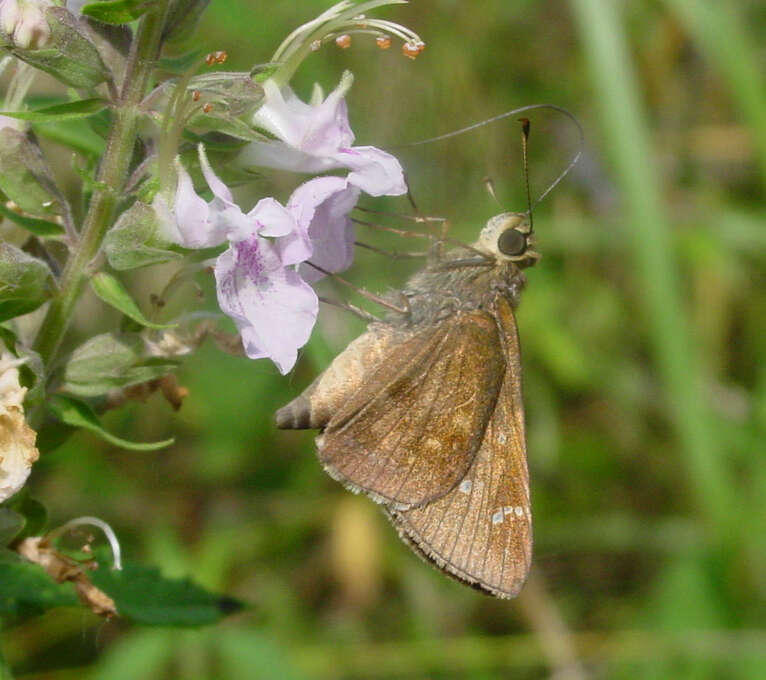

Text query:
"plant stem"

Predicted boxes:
[[32, 2, 168, 369]]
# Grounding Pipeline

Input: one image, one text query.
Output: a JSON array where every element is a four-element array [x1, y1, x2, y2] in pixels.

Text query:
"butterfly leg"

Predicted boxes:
[[306, 263, 411, 315], [317, 296, 380, 322], [353, 240, 429, 260]]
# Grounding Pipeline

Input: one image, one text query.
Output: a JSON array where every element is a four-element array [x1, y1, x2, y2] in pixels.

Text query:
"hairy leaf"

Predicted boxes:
[[104, 201, 182, 270], [0, 202, 64, 237], [0, 243, 53, 322], [63, 332, 179, 397]]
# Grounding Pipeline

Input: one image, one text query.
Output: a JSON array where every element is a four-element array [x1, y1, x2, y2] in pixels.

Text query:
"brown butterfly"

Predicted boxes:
[[276, 211, 539, 598]]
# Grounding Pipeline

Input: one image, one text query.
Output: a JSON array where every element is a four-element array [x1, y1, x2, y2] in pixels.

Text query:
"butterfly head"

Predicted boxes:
[[475, 212, 540, 268]]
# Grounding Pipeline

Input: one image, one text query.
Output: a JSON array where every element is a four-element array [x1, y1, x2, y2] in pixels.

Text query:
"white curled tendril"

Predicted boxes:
[[46, 516, 123, 571]]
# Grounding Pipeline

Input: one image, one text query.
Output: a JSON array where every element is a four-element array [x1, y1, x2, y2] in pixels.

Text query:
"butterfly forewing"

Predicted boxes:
[[388, 295, 531, 598], [318, 311, 506, 509]]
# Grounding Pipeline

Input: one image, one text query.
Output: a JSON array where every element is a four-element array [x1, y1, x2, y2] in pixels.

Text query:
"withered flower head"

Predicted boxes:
[[0, 344, 38, 503]]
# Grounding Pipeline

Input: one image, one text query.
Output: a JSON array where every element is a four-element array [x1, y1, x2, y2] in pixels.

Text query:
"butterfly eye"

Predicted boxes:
[[497, 228, 527, 257]]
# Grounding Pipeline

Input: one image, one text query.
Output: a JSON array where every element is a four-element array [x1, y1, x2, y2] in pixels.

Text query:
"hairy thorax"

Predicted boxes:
[[387, 247, 529, 328]]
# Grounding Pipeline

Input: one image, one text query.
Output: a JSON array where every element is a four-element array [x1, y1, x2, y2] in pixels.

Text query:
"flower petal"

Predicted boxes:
[[242, 73, 356, 174], [287, 176, 359, 282], [250, 79, 317, 148], [170, 160, 229, 248], [214, 238, 318, 374], [236, 140, 341, 174], [336, 146, 407, 196], [301, 76, 355, 155], [198, 144, 234, 204], [249, 197, 297, 238]]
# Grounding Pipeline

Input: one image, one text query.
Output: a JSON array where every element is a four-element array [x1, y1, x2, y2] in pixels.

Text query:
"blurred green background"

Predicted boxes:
[[5, 0, 766, 677]]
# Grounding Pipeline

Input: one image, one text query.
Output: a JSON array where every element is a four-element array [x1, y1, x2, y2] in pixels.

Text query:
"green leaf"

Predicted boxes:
[[0, 509, 24, 547], [35, 420, 76, 456], [90, 559, 243, 626], [10, 8, 111, 88], [48, 395, 174, 452], [0, 547, 20, 563], [90, 272, 175, 329], [0, 243, 53, 322], [63, 332, 180, 397], [0, 202, 64, 237], [0, 127, 65, 217], [81, 0, 152, 24], [0, 561, 78, 618], [103, 201, 182, 271], [35, 118, 107, 156], [0, 99, 107, 123], [4, 493, 47, 541]]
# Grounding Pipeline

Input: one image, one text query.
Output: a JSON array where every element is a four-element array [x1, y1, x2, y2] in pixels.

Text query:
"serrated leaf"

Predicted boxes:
[[0, 202, 65, 237], [81, 0, 152, 24], [0, 98, 107, 123], [48, 395, 174, 452], [0, 509, 24, 546], [0, 243, 53, 322], [0, 561, 78, 617], [90, 559, 243, 626], [91, 272, 175, 329]]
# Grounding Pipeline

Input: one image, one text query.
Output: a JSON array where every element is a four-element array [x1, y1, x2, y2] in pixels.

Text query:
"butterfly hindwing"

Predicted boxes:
[[317, 310, 506, 509], [387, 295, 531, 598]]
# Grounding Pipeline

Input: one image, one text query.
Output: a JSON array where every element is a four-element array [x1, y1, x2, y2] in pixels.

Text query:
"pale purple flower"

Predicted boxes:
[[158, 147, 371, 373], [154, 151, 248, 249], [238, 72, 407, 198], [214, 235, 317, 374]]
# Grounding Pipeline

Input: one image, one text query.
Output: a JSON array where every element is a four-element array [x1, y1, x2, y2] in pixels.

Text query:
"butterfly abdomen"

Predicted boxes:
[[275, 323, 404, 431]]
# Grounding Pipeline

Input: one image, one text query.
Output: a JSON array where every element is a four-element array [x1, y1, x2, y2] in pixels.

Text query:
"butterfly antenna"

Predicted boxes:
[[398, 103, 583, 209], [528, 105, 583, 210], [519, 117, 533, 234]]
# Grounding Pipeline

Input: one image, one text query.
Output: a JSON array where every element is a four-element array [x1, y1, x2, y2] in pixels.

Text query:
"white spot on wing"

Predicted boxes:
[[497, 432, 507, 445], [514, 506, 524, 517], [491, 509, 504, 525], [503, 506, 513, 515], [459, 479, 473, 494]]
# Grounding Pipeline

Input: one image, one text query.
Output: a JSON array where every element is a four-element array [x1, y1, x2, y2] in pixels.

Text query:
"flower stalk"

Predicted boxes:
[[32, 1, 169, 369]]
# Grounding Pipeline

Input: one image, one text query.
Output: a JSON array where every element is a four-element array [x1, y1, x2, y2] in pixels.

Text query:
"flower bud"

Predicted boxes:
[[0, 0, 52, 50], [3, 4, 110, 88]]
